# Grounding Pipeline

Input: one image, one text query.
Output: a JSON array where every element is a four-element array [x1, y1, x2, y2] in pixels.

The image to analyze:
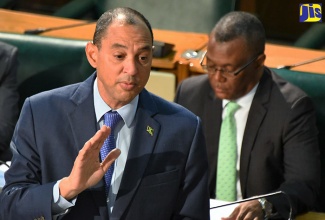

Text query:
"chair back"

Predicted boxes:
[[146, 70, 176, 101], [294, 24, 325, 49], [0, 32, 94, 108]]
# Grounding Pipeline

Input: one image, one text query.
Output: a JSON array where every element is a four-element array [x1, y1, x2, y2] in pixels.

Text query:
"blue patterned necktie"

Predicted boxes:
[[216, 101, 240, 201], [100, 111, 122, 195]]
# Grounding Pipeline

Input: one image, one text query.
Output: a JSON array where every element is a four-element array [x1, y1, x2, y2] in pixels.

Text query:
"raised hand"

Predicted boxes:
[[59, 125, 121, 200]]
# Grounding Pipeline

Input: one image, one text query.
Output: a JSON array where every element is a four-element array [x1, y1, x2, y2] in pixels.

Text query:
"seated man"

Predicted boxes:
[[175, 11, 320, 219], [0, 41, 19, 162]]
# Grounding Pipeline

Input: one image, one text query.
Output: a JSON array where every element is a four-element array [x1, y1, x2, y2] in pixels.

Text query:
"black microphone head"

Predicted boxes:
[[24, 28, 47, 35], [277, 65, 291, 69]]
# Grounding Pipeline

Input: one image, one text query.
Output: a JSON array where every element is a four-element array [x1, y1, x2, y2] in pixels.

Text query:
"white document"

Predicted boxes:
[[0, 161, 10, 188], [210, 199, 238, 220]]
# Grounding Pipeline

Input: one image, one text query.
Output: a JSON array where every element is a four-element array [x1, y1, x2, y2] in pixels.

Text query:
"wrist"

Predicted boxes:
[[258, 198, 273, 219], [59, 177, 80, 200]]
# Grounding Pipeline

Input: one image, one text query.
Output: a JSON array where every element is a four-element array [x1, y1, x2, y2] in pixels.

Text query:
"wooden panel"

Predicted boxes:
[[237, 0, 316, 41], [296, 212, 325, 220], [13, 0, 71, 14]]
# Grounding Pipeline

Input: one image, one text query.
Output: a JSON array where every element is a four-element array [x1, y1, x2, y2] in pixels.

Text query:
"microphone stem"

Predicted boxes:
[[281, 191, 293, 220], [24, 21, 95, 35], [277, 55, 325, 69], [210, 191, 282, 209]]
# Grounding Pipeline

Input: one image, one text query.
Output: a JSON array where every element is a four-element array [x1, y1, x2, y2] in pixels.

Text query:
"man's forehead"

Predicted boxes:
[[102, 26, 152, 50]]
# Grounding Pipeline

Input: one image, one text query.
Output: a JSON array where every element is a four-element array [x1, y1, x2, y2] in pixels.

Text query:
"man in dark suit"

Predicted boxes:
[[175, 12, 320, 219], [0, 41, 19, 162], [0, 7, 209, 220]]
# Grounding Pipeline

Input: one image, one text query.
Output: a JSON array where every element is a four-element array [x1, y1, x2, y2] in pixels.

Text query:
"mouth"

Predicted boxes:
[[214, 85, 226, 93], [120, 81, 137, 91]]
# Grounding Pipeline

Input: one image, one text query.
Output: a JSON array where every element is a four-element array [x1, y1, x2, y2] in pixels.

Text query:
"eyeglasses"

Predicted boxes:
[[200, 51, 261, 78]]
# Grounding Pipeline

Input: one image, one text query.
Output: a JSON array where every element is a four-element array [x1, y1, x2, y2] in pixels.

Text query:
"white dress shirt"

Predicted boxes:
[[93, 78, 138, 213]]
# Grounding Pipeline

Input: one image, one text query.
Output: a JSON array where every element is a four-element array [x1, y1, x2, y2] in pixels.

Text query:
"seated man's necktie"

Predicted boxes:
[[216, 101, 240, 201]]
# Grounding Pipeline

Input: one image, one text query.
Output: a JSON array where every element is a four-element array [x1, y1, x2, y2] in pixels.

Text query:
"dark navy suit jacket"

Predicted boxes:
[[0, 73, 210, 220]]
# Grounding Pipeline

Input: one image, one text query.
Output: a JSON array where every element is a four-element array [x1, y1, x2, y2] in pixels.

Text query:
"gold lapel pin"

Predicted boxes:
[[146, 126, 154, 136]]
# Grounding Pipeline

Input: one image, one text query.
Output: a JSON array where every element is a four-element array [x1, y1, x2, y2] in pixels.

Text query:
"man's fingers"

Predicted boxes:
[[95, 126, 111, 146], [101, 148, 121, 171], [228, 207, 239, 218], [84, 126, 111, 151], [220, 206, 239, 220]]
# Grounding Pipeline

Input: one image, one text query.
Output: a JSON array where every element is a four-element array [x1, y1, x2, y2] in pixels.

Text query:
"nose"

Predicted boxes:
[[123, 58, 138, 75], [212, 69, 226, 82]]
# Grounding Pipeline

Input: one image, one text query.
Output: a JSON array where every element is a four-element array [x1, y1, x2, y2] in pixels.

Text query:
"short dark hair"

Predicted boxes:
[[212, 11, 265, 55], [93, 7, 154, 48]]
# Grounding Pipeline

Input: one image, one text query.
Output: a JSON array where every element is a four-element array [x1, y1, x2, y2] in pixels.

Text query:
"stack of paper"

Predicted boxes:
[[210, 199, 238, 219], [0, 161, 10, 190]]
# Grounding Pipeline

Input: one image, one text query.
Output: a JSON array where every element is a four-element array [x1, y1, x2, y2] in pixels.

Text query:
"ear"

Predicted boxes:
[[256, 53, 266, 69], [85, 42, 98, 68]]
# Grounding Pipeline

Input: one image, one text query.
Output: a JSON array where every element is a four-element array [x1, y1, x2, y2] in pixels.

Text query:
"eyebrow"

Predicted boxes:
[[139, 45, 152, 52], [206, 56, 233, 67], [111, 43, 128, 50], [111, 43, 152, 52]]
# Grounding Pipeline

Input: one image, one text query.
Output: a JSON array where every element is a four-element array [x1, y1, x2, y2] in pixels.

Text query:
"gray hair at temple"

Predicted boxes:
[[212, 11, 265, 55], [93, 7, 154, 48]]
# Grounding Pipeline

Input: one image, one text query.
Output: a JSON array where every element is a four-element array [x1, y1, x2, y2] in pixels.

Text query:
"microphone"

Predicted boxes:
[[210, 191, 293, 220], [24, 21, 95, 35], [277, 55, 325, 69]]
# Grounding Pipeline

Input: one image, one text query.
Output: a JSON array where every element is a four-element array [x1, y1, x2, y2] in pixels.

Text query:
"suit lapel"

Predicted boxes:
[[67, 74, 109, 218], [67, 74, 98, 152], [240, 69, 273, 197], [204, 88, 222, 187], [112, 90, 160, 218]]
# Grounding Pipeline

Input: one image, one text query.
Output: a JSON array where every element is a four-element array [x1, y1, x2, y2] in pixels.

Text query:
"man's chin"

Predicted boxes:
[[215, 90, 230, 100], [117, 90, 140, 102]]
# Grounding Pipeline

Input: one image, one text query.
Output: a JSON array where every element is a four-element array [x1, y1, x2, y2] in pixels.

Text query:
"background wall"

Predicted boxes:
[[2, 0, 324, 46]]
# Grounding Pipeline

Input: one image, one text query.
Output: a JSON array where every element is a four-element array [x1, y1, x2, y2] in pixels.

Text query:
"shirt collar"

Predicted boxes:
[[222, 83, 259, 108], [93, 77, 138, 127]]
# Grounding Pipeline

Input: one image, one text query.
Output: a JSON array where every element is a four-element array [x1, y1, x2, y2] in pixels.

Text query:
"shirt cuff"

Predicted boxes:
[[52, 180, 77, 217]]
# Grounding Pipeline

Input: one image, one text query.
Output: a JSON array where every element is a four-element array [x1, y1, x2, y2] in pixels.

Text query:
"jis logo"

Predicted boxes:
[[299, 3, 322, 22]]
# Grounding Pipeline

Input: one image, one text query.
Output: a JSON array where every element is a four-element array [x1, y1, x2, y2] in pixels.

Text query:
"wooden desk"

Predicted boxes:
[[0, 9, 208, 83], [185, 43, 325, 78], [296, 211, 325, 220]]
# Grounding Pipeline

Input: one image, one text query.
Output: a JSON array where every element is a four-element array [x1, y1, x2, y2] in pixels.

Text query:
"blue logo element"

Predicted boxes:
[[299, 3, 322, 22]]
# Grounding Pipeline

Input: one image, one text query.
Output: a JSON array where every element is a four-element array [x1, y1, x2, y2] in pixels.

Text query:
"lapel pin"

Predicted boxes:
[[146, 126, 154, 136]]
